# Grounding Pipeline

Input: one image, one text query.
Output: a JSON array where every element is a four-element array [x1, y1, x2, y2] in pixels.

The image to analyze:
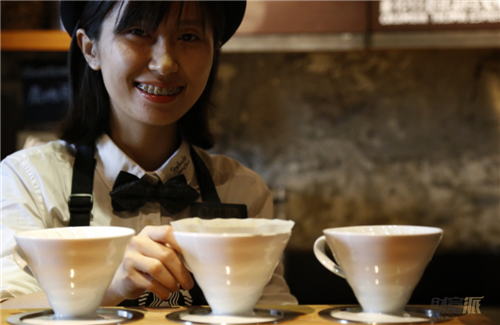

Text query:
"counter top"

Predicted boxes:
[[1, 305, 495, 325]]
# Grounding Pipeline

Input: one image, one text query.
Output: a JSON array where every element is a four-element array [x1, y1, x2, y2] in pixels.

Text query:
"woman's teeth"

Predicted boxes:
[[136, 83, 182, 96]]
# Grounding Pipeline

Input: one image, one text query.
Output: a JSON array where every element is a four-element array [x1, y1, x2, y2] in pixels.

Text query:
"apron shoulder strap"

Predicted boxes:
[[68, 144, 96, 227], [189, 146, 220, 203], [189, 146, 248, 219]]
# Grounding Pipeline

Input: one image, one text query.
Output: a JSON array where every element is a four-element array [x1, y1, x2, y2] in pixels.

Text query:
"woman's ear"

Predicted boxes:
[[76, 28, 101, 71]]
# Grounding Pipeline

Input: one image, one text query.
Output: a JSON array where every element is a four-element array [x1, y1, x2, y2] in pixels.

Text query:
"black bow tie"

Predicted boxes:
[[110, 171, 200, 213]]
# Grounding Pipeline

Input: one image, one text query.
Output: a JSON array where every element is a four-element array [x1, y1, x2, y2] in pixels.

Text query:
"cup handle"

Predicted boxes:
[[313, 236, 345, 278], [13, 245, 34, 277]]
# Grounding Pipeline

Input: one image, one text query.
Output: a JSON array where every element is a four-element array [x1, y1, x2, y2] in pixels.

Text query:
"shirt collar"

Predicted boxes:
[[95, 134, 195, 190]]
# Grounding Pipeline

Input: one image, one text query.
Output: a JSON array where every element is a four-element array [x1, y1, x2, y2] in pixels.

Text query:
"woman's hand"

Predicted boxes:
[[101, 225, 194, 306]]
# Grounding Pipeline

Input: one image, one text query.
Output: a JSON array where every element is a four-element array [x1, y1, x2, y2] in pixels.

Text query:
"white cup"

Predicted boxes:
[[314, 225, 443, 314], [14, 226, 135, 319], [171, 218, 294, 315]]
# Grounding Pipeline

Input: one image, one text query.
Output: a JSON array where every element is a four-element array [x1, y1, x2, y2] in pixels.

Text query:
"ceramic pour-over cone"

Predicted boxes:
[[314, 225, 443, 314], [172, 218, 294, 315], [14, 227, 135, 319]]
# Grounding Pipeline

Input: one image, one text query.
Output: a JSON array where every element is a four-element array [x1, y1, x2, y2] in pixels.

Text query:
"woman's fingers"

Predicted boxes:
[[128, 246, 182, 293], [134, 226, 194, 290], [104, 225, 194, 305], [110, 259, 172, 301], [139, 225, 182, 252], [130, 270, 174, 301]]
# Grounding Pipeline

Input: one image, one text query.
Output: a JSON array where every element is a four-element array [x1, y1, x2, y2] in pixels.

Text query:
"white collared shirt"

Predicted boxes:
[[1, 134, 297, 305]]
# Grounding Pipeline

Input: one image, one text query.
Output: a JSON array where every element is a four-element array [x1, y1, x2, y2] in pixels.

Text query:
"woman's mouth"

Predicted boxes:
[[135, 82, 183, 104], [135, 82, 183, 96]]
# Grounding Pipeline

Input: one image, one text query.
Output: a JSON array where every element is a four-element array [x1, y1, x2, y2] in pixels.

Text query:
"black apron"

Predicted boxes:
[[68, 143, 248, 307]]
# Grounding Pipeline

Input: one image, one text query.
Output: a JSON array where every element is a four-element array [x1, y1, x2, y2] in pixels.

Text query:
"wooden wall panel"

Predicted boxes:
[[237, 1, 369, 34]]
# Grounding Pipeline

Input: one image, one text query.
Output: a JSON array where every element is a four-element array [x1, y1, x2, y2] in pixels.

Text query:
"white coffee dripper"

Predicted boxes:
[[14, 226, 135, 319], [314, 225, 443, 315], [172, 218, 294, 315]]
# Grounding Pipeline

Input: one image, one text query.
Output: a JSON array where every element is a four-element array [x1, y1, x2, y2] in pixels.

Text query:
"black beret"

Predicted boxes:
[[60, 1, 246, 45]]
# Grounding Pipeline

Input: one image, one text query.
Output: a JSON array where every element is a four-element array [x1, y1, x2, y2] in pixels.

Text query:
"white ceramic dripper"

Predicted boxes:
[[14, 226, 135, 319], [172, 218, 294, 315]]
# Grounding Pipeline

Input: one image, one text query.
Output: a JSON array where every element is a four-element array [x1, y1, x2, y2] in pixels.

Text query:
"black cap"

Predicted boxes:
[[60, 1, 246, 45]]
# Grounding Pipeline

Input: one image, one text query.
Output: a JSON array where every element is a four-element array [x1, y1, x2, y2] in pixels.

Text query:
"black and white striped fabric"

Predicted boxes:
[[134, 289, 194, 307]]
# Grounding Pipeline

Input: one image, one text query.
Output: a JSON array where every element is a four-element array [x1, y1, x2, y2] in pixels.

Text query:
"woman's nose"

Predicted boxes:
[[148, 39, 179, 75]]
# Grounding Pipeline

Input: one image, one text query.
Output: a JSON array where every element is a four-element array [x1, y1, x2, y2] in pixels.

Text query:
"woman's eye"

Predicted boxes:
[[179, 33, 200, 42], [130, 29, 148, 37]]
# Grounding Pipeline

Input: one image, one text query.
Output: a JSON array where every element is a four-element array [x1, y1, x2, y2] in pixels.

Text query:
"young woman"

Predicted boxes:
[[1, 1, 297, 308]]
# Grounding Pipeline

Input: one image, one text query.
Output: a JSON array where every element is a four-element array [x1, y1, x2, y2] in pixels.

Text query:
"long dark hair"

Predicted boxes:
[[59, 1, 225, 149]]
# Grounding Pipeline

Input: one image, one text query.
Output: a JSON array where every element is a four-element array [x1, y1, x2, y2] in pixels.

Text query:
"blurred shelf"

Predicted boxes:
[[369, 30, 500, 50], [1, 30, 70, 52], [223, 33, 366, 52], [224, 30, 499, 52], [1, 29, 499, 52]]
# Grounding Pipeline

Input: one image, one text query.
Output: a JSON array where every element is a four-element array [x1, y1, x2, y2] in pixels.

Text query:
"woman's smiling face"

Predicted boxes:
[[88, 1, 214, 131]]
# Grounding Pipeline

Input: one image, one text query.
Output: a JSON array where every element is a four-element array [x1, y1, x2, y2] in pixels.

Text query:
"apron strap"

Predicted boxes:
[[189, 146, 248, 219], [68, 144, 96, 227], [189, 146, 220, 203]]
